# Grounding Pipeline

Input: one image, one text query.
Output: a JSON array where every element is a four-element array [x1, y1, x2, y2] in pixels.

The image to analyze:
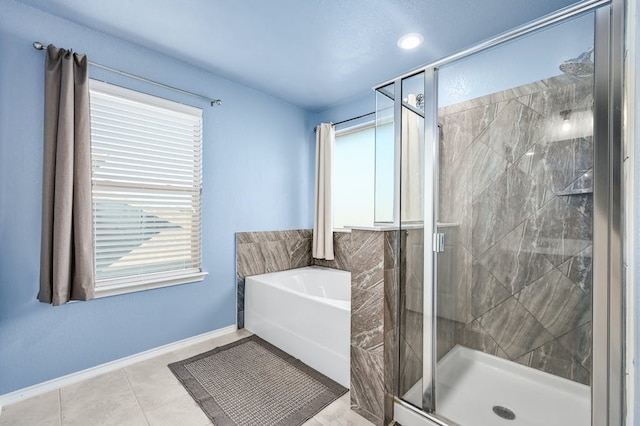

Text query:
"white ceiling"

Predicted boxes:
[[15, 0, 582, 111]]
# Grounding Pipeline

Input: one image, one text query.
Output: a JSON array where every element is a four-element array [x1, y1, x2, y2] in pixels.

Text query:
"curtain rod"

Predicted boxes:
[[33, 42, 222, 107], [314, 111, 375, 132], [334, 111, 375, 126]]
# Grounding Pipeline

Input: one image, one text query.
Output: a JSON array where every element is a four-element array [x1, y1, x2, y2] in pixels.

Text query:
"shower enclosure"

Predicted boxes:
[[376, 1, 623, 425]]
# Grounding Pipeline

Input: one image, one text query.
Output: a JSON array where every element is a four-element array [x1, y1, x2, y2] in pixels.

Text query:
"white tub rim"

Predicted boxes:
[[245, 266, 350, 310]]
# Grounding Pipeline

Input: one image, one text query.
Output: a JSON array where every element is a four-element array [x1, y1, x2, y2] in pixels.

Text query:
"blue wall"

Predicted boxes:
[[324, 12, 595, 114], [0, 0, 314, 395], [437, 11, 595, 107], [313, 93, 376, 129]]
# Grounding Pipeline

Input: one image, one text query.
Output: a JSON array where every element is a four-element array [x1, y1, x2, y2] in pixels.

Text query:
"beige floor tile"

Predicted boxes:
[[143, 393, 210, 426], [312, 392, 374, 426], [303, 417, 325, 426], [60, 370, 147, 426], [0, 390, 60, 426], [2, 329, 374, 426], [124, 354, 189, 412], [126, 352, 182, 374], [312, 393, 351, 424], [332, 409, 375, 426]]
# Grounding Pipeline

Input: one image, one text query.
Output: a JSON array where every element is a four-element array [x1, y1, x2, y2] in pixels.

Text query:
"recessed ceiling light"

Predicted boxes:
[[397, 33, 424, 50]]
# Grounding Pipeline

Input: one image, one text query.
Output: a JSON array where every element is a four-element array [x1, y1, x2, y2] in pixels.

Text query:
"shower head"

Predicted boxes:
[[559, 47, 594, 77]]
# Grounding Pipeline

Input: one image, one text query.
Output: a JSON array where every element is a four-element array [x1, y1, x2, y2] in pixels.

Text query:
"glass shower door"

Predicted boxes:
[[395, 67, 438, 411], [433, 10, 595, 426]]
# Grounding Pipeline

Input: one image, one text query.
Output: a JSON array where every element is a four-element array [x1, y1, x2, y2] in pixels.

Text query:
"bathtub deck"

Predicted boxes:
[[401, 345, 590, 426]]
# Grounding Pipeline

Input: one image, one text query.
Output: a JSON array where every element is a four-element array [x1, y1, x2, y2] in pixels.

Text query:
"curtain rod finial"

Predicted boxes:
[[33, 41, 45, 50], [211, 99, 222, 106]]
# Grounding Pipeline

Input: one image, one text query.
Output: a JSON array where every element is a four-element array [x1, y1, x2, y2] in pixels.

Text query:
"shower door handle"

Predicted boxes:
[[432, 232, 445, 252]]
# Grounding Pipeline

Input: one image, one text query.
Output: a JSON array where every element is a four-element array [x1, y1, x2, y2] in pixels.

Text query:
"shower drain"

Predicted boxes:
[[492, 405, 516, 420]]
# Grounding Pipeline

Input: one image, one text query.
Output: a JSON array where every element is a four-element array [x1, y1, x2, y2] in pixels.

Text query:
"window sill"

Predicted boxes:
[[332, 228, 352, 233], [95, 271, 208, 299], [345, 225, 399, 231]]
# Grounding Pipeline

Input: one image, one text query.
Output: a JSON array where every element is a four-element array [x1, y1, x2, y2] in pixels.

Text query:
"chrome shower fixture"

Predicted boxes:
[[559, 47, 594, 77], [416, 93, 425, 111]]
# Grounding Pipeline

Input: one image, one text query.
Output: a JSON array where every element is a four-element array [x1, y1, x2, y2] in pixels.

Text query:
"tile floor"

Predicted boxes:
[[0, 329, 374, 426]]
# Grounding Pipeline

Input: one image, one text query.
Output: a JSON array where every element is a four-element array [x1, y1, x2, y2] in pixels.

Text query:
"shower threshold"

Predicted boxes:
[[401, 345, 590, 426]]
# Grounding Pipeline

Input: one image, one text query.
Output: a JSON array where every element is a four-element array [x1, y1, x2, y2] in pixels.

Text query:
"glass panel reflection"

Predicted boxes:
[[397, 71, 426, 408], [375, 82, 395, 224], [433, 11, 594, 426]]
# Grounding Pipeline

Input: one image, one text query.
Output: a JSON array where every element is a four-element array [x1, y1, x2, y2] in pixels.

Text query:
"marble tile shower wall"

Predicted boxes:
[[398, 225, 460, 397], [398, 228, 424, 396], [438, 75, 593, 385]]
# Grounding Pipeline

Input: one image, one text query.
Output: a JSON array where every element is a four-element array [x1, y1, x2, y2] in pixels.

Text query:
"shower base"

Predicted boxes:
[[400, 345, 590, 426]]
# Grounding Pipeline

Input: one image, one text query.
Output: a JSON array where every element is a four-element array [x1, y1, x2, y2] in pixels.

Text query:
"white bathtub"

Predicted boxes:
[[244, 266, 351, 388]]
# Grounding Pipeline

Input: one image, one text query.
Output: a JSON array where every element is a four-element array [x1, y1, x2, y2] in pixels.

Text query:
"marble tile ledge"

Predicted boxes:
[[347, 222, 460, 232], [348, 224, 420, 232]]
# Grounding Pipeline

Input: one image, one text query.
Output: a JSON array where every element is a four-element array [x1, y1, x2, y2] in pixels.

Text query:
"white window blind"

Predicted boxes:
[[89, 80, 205, 295]]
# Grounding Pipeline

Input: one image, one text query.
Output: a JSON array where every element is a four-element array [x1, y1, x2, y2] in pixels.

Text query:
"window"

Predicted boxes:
[[89, 80, 205, 296], [333, 122, 393, 229], [333, 124, 375, 229]]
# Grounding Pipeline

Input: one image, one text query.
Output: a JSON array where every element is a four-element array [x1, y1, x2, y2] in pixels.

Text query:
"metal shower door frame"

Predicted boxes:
[[592, 1, 624, 424], [420, 67, 438, 413], [380, 0, 625, 424]]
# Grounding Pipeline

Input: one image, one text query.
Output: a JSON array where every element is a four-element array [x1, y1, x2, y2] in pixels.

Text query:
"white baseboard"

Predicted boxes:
[[0, 324, 237, 408]]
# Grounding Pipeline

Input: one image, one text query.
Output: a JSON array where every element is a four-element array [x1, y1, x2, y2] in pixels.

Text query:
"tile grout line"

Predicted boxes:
[[470, 254, 586, 328], [57, 389, 62, 426], [0, 326, 237, 407], [512, 265, 587, 340], [470, 294, 552, 360], [122, 368, 151, 426]]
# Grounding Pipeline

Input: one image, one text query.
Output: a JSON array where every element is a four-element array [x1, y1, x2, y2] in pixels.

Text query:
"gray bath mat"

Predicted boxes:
[[168, 335, 348, 426]]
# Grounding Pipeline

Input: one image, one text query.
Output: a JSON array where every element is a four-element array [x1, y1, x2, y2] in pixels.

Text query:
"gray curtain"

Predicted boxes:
[[38, 44, 95, 305]]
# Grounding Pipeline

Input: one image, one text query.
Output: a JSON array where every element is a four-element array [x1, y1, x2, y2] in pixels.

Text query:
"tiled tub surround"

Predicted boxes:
[[349, 229, 398, 426], [236, 228, 397, 426], [313, 231, 352, 271], [437, 75, 593, 384], [236, 229, 351, 327], [236, 230, 313, 327]]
